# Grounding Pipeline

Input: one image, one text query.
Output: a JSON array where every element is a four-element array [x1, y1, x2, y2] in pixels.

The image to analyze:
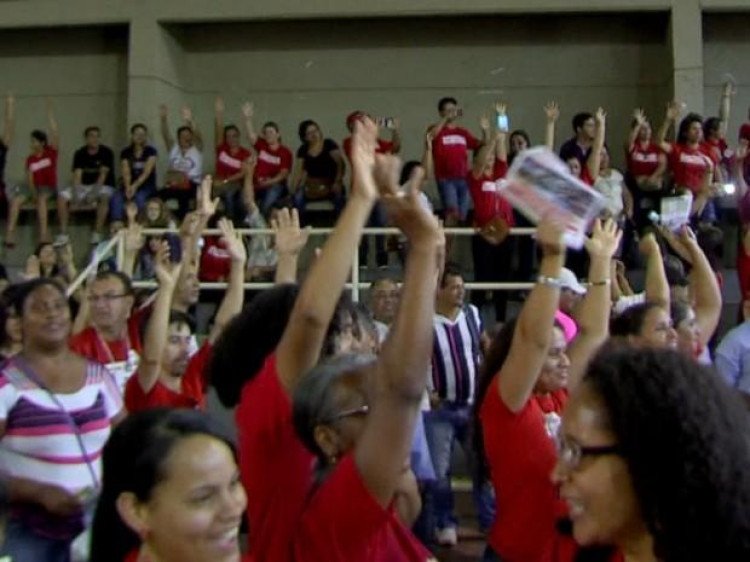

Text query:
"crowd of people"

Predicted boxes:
[[0, 82, 747, 562]]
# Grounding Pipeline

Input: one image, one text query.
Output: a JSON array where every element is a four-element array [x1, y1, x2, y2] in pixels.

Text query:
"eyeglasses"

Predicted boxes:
[[557, 435, 621, 471], [322, 404, 369, 424], [88, 293, 129, 304]]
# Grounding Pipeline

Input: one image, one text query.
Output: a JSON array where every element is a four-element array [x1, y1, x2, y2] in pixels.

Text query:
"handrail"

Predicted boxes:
[[65, 231, 125, 297], [68, 226, 538, 301]]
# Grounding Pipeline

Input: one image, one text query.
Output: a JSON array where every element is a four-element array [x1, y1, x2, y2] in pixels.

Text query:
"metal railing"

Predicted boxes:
[[68, 226, 538, 301]]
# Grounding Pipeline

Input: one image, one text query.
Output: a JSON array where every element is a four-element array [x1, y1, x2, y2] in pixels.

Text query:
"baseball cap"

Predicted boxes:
[[559, 268, 587, 295]]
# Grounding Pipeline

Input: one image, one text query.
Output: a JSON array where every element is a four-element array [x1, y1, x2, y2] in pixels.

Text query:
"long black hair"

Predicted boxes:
[[89, 409, 237, 562], [582, 344, 750, 562]]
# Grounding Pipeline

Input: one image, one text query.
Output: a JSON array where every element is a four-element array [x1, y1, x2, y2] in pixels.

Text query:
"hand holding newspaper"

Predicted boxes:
[[497, 147, 606, 249]]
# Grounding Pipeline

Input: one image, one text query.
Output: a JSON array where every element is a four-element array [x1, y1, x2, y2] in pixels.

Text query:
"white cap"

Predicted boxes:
[[559, 268, 587, 295]]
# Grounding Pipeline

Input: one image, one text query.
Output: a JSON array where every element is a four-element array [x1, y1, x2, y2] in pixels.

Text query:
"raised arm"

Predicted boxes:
[[497, 217, 566, 413], [137, 242, 182, 393], [680, 226, 722, 347], [586, 107, 606, 180], [639, 232, 670, 308], [46, 99, 59, 150], [544, 101, 559, 151], [2, 93, 14, 147], [355, 166, 442, 507], [656, 100, 681, 154], [121, 222, 145, 278], [495, 103, 508, 162], [208, 218, 246, 344], [275, 118, 379, 394], [567, 219, 621, 391], [627, 108, 646, 153], [182, 105, 203, 151], [421, 130, 434, 179], [734, 142, 748, 201], [390, 118, 402, 154], [241, 101, 258, 146], [214, 96, 225, 149], [471, 116, 495, 178], [272, 208, 310, 285], [159, 104, 174, 152], [718, 80, 735, 139]]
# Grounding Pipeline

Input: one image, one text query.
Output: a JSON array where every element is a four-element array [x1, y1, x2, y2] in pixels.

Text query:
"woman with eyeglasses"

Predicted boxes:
[[292, 175, 442, 561], [291, 119, 346, 221], [553, 344, 750, 562], [0, 278, 124, 562], [473, 218, 620, 562]]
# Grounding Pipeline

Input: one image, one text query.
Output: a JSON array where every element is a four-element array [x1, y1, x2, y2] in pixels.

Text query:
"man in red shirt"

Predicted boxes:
[[242, 101, 294, 216], [70, 271, 142, 393], [213, 96, 252, 223], [344, 110, 402, 268], [428, 97, 488, 225], [125, 217, 246, 412]]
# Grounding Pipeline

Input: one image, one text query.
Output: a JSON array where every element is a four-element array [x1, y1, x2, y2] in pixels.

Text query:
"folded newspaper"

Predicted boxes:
[[498, 147, 606, 249]]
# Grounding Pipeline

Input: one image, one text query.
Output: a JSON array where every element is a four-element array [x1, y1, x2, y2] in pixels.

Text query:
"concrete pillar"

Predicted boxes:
[[670, 0, 704, 112]]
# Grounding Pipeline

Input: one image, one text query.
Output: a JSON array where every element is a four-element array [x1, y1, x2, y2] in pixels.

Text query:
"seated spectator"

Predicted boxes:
[[553, 345, 750, 562], [508, 129, 531, 166], [60, 126, 115, 244], [23, 240, 77, 290], [657, 102, 717, 222], [594, 145, 631, 226], [0, 279, 124, 562], [291, 119, 346, 221], [5, 99, 59, 247], [368, 277, 400, 344], [292, 175, 441, 562], [427, 96, 487, 225], [212, 97, 252, 223], [242, 101, 294, 216], [0, 285, 21, 361], [69, 270, 142, 392], [125, 218, 245, 412], [715, 297, 750, 408], [345, 111, 401, 269], [159, 105, 203, 219], [0, 93, 15, 212], [701, 80, 736, 184], [558, 111, 595, 166], [90, 409, 246, 562], [110, 124, 158, 226], [469, 106, 514, 323]]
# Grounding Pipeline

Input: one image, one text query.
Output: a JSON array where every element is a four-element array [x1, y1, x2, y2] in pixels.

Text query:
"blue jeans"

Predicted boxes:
[[1, 517, 72, 562], [423, 403, 496, 532], [437, 178, 470, 221], [109, 185, 157, 222], [257, 183, 288, 216]]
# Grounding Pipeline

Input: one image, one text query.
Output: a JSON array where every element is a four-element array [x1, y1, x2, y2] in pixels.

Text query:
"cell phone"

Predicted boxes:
[[723, 183, 736, 196], [497, 114, 509, 133]]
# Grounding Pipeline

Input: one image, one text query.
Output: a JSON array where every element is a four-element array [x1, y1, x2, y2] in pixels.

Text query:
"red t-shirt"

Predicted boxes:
[[431, 126, 480, 180], [254, 139, 292, 188], [124, 341, 212, 412], [468, 160, 515, 228], [480, 384, 570, 562], [294, 454, 433, 562], [199, 236, 232, 282], [26, 146, 58, 188], [235, 354, 315, 562], [342, 137, 395, 163], [215, 143, 251, 180], [627, 142, 662, 178], [669, 143, 713, 194]]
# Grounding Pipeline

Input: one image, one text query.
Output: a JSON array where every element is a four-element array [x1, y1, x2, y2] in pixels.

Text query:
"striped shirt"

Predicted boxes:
[[430, 305, 482, 405], [0, 357, 123, 538]]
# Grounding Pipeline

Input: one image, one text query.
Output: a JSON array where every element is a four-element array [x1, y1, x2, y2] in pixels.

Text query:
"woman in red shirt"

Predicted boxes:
[[292, 180, 441, 562], [90, 408, 248, 562], [474, 217, 620, 562], [553, 345, 750, 562], [5, 100, 59, 247]]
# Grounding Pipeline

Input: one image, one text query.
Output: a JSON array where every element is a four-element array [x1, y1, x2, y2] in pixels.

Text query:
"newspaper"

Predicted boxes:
[[658, 193, 692, 232], [498, 147, 606, 249]]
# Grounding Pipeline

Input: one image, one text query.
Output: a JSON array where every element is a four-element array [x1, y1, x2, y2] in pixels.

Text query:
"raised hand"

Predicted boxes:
[[218, 217, 247, 263], [197, 175, 219, 218], [633, 108, 647, 126], [544, 101, 560, 123], [424, 129, 434, 149], [722, 80, 737, 98], [181, 105, 193, 123], [584, 218, 622, 260], [272, 207, 311, 256], [158, 104, 168, 119], [58, 242, 74, 266], [154, 240, 182, 288], [595, 107, 607, 125], [480, 114, 491, 132], [179, 211, 201, 240], [383, 166, 440, 247], [678, 224, 699, 248], [242, 153, 258, 176], [495, 102, 507, 115], [535, 214, 566, 256], [241, 101, 254, 119], [392, 117, 401, 130], [349, 117, 379, 201], [215, 96, 225, 113], [666, 100, 682, 121]]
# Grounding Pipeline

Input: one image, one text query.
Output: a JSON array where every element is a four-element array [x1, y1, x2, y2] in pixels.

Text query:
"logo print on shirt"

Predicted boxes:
[[29, 158, 52, 173], [442, 135, 468, 147], [218, 151, 242, 169]]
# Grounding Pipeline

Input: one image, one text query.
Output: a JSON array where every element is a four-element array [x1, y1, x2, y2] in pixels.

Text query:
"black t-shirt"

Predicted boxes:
[[120, 144, 158, 189], [0, 141, 7, 186], [73, 145, 115, 186], [296, 138, 339, 182]]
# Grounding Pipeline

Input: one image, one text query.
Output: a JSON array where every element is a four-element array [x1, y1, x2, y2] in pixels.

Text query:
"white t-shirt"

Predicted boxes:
[[168, 145, 203, 183], [594, 169, 625, 217]]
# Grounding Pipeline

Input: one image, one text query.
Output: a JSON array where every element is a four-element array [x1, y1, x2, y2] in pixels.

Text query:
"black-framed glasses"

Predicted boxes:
[[322, 404, 369, 424], [557, 436, 621, 471]]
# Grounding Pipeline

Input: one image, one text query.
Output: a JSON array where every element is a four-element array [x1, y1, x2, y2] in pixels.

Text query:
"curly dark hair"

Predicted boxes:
[[582, 344, 750, 562]]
